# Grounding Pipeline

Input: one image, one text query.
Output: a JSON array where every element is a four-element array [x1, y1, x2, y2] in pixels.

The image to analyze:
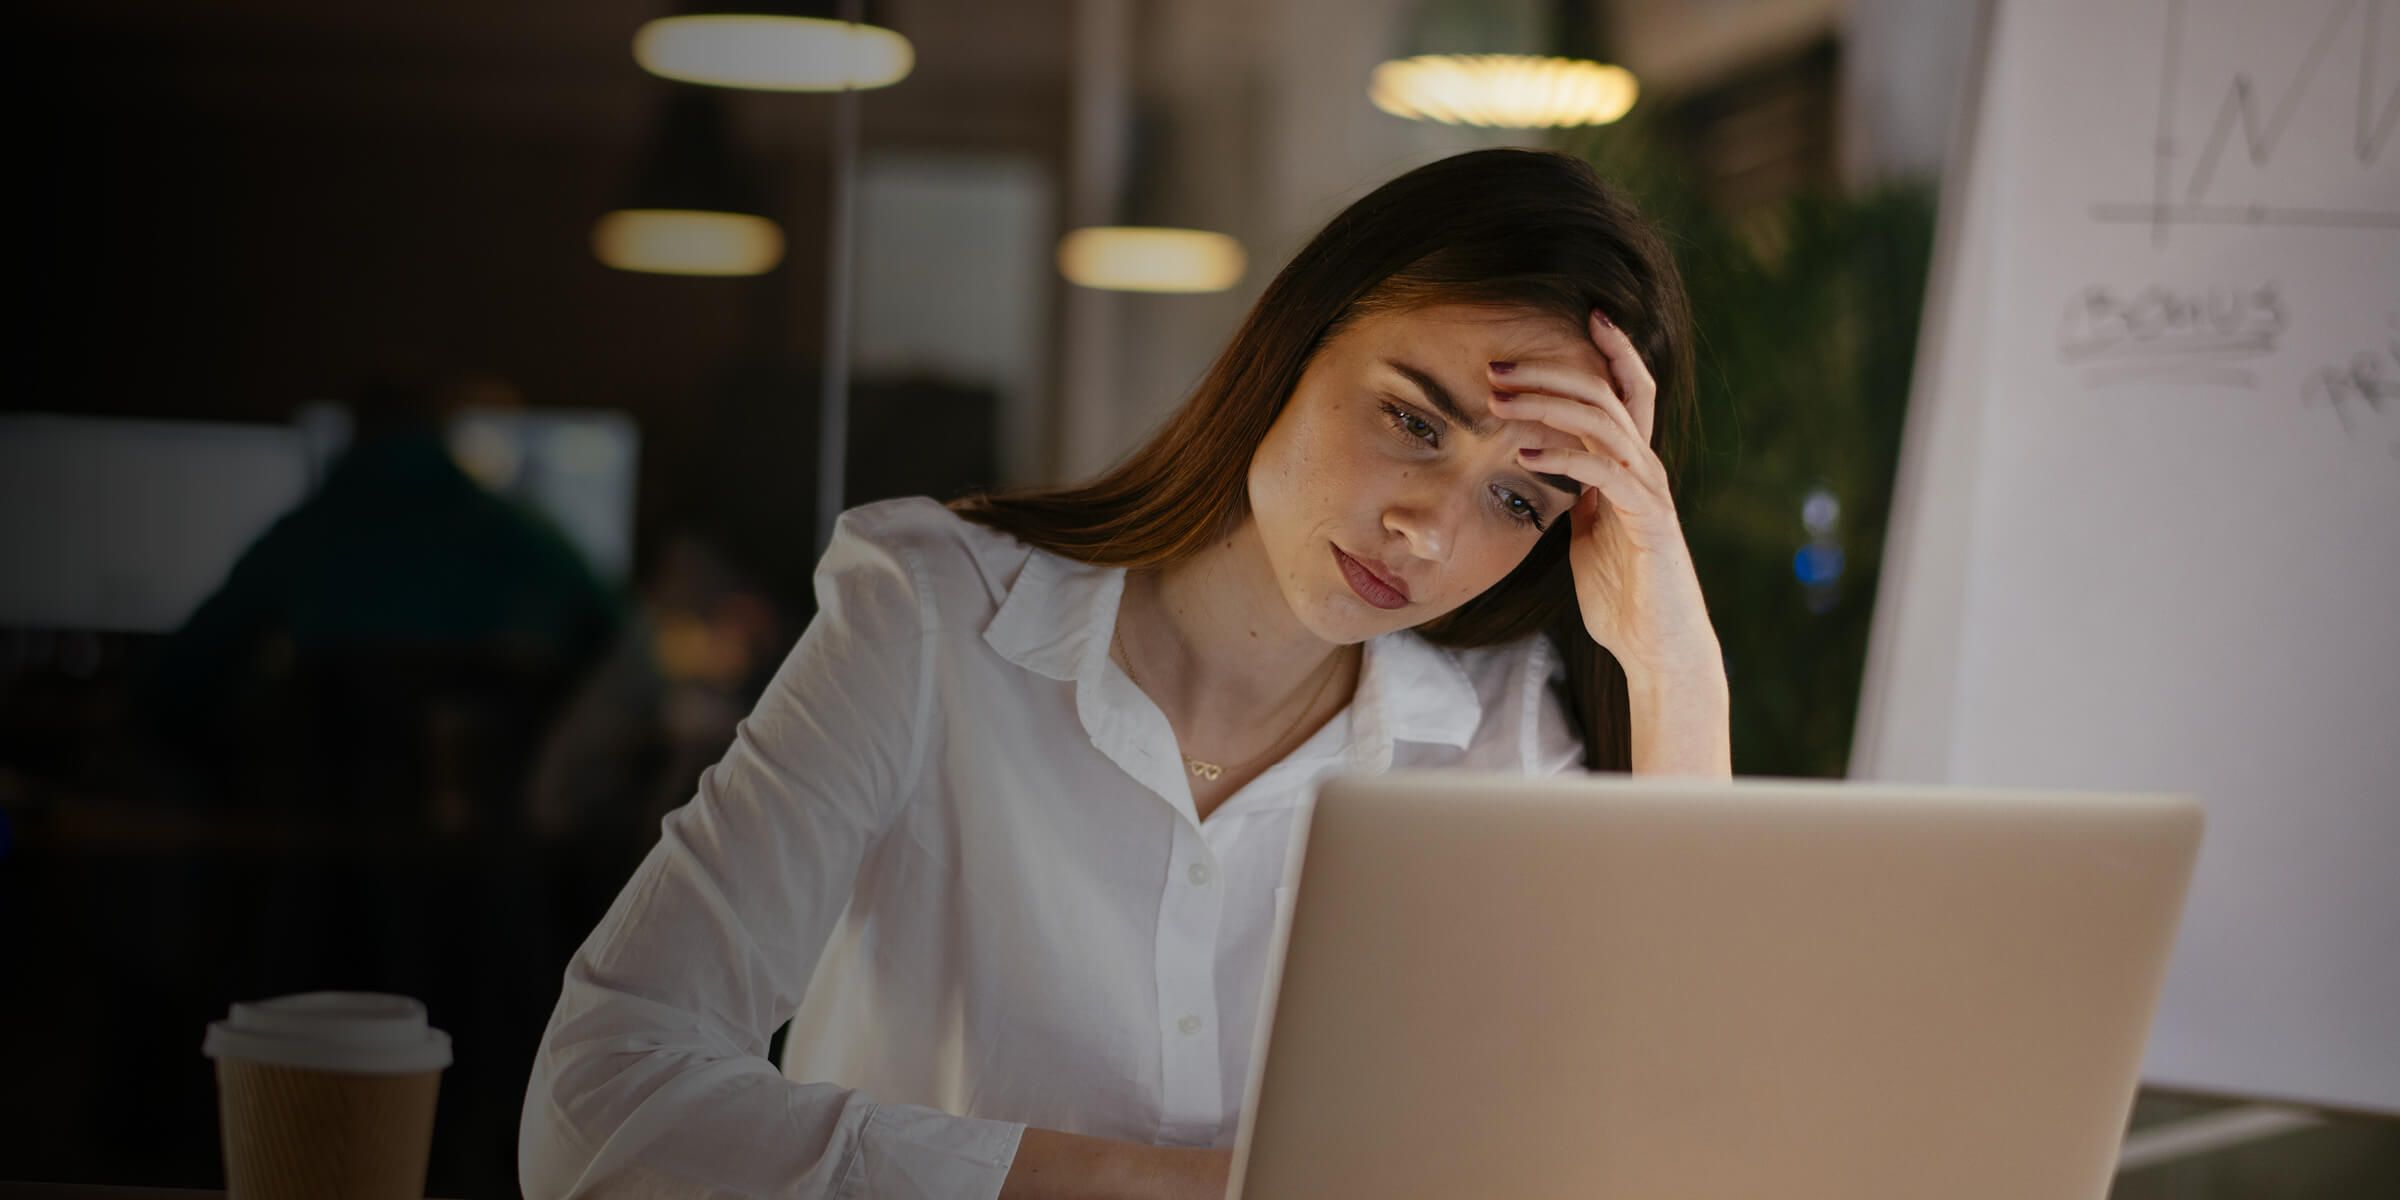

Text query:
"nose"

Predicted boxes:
[[1382, 485, 1461, 566]]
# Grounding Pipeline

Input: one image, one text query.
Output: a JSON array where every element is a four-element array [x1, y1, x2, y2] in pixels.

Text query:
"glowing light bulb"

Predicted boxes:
[[1057, 227, 1247, 294], [593, 209, 785, 277], [633, 15, 914, 92], [1369, 55, 1638, 128]]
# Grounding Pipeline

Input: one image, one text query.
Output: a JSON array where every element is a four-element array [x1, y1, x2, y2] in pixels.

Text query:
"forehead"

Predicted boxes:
[[1340, 302, 1590, 362], [1326, 301, 1590, 462]]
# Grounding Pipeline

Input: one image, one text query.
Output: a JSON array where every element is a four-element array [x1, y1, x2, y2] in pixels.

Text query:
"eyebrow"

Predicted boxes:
[[1383, 357, 1582, 500], [1385, 358, 1490, 435]]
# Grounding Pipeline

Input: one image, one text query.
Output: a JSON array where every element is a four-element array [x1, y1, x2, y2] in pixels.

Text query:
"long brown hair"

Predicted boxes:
[[953, 147, 1697, 772]]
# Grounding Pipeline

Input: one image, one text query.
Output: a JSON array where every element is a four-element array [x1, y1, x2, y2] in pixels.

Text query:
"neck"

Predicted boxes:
[[1118, 518, 1358, 733]]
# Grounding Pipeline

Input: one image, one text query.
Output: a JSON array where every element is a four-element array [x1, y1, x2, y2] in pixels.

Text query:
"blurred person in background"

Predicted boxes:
[[522, 148, 1731, 1199], [148, 371, 624, 828]]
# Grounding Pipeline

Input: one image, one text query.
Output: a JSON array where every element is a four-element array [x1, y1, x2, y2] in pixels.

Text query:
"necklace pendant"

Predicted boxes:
[[1187, 758, 1224, 781]]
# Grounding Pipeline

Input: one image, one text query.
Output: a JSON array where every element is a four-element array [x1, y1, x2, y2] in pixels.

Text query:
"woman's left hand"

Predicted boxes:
[[1486, 309, 1721, 685]]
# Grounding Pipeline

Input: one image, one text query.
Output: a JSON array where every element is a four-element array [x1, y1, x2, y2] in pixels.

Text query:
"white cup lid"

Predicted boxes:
[[202, 991, 452, 1075]]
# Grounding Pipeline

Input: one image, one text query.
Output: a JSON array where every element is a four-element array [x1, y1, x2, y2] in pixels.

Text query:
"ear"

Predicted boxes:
[[1570, 486, 1604, 538]]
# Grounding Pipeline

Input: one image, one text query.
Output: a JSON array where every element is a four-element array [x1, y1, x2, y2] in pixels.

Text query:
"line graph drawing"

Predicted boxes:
[[2090, 0, 2400, 242]]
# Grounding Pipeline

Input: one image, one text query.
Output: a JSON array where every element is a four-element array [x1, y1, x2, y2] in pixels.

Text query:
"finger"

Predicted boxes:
[[1487, 385, 1639, 461], [1486, 389, 1660, 486], [1513, 445, 1664, 511], [1587, 309, 1657, 444], [1485, 360, 1644, 450]]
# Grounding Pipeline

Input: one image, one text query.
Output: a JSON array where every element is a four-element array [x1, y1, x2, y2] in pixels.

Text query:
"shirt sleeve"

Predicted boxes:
[[519, 504, 1027, 1199]]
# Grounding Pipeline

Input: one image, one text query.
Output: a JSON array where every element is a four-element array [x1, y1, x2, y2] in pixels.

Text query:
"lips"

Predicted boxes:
[[1333, 545, 1410, 610]]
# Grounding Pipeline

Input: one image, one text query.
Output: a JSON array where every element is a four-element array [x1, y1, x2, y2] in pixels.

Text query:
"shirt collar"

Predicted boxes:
[[1349, 619, 1482, 753], [981, 547, 1107, 683], [982, 545, 1483, 757]]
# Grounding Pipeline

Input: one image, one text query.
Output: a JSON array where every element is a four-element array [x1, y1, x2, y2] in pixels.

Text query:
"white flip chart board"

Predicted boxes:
[[1855, 0, 2400, 1115]]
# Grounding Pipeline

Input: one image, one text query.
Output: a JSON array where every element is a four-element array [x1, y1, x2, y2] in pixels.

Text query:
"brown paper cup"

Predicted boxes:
[[203, 992, 452, 1200], [213, 1058, 441, 1199]]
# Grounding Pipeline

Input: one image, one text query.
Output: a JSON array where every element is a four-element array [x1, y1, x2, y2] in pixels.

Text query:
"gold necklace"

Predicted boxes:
[[1111, 625, 1344, 783]]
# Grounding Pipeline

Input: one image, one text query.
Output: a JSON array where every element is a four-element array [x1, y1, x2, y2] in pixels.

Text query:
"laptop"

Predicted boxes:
[[1227, 772, 2203, 1200]]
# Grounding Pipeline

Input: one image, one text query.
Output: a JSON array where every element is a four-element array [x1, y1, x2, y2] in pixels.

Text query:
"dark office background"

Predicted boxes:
[[4, 2, 2393, 1196]]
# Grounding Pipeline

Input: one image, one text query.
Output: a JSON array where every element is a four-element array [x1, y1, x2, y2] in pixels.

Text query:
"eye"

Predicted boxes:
[[1494, 484, 1547, 532], [1377, 399, 1440, 447]]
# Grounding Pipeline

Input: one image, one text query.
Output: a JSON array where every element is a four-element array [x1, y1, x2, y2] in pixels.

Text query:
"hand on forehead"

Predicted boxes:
[[1372, 305, 1605, 450]]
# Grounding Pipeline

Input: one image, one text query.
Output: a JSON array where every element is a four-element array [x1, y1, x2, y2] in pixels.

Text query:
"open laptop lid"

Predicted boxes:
[[1230, 772, 2202, 1200]]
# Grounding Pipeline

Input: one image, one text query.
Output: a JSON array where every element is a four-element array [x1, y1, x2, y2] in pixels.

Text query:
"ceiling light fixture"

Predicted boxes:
[[633, 3, 913, 92], [595, 89, 785, 277]]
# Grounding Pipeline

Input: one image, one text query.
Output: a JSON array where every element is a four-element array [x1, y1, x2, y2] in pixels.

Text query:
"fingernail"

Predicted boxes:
[[1517, 447, 1544, 460], [1490, 389, 1516, 403], [1488, 360, 1516, 374], [1593, 309, 1616, 329]]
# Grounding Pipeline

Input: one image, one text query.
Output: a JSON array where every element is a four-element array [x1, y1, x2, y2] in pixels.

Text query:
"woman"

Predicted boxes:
[[521, 147, 1731, 1199]]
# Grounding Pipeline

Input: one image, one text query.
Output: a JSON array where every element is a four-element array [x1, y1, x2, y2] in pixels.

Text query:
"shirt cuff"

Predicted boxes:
[[836, 1101, 1027, 1200]]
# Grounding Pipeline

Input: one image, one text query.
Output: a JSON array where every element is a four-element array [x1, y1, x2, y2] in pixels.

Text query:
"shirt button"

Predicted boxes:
[[1178, 1014, 1203, 1036], [1187, 862, 1212, 886]]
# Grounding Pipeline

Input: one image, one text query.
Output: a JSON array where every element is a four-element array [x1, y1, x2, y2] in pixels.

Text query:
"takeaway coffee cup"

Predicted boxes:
[[202, 991, 452, 1199]]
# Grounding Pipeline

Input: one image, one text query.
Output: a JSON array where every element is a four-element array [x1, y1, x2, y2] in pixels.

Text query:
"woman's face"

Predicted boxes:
[[1247, 302, 1598, 645]]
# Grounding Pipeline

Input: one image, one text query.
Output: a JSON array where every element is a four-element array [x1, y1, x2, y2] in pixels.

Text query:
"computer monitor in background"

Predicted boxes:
[[443, 407, 639, 584], [0, 413, 314, 633]]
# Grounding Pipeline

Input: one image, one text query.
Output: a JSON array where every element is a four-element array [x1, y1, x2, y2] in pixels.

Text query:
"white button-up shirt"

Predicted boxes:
[[521, 496, 1584, 1198]]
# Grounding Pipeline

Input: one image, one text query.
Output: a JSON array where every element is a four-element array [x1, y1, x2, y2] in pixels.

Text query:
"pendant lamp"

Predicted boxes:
[[1370, 0, 1637, 129], [1057, 227, 1246, 294], [633, 0, 914, 92], [1057, 97, 1247, 295], [594, 89, 785, 277]]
